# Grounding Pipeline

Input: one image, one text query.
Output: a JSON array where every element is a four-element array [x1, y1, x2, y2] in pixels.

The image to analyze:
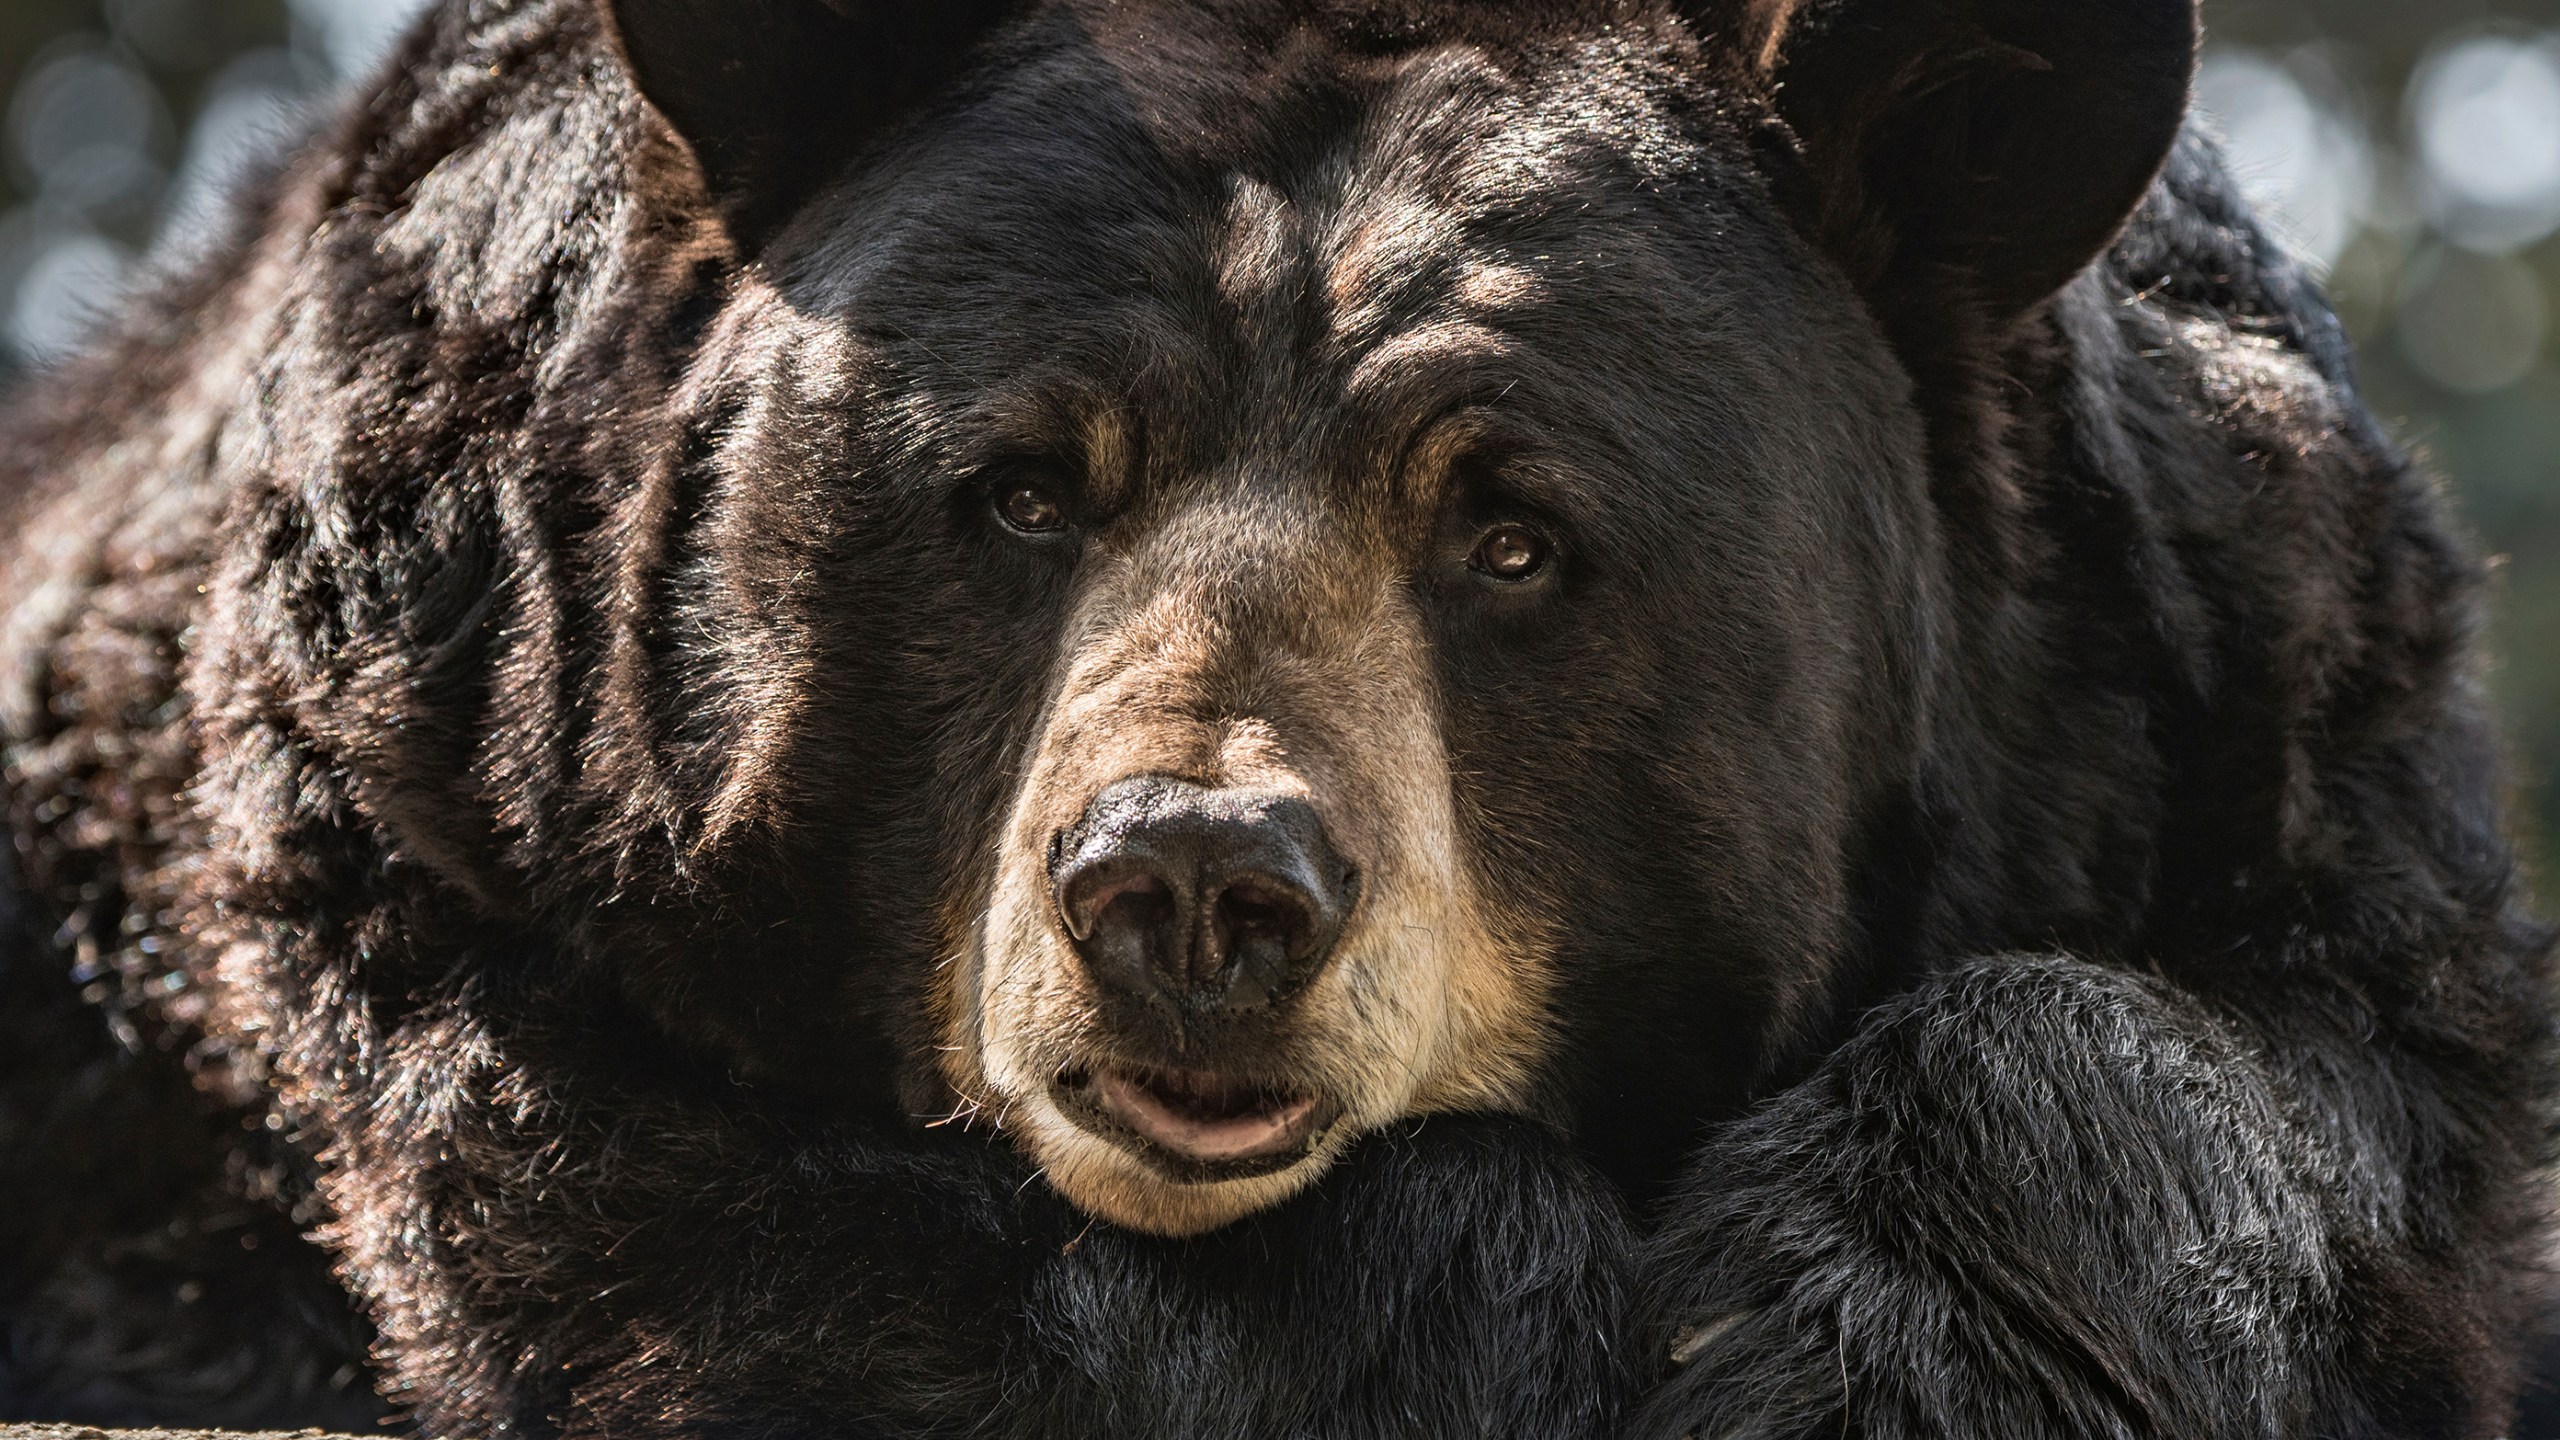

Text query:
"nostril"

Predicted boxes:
[[1062, 868, 1174, 942], [1096, 875, 1176, 942], [1213, 880, 1313, 958], [1061, 865, 1183, 998]]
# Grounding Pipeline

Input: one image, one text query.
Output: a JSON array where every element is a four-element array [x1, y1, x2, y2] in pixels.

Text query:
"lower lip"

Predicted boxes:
[[1064, 1067, 1326, 1166]]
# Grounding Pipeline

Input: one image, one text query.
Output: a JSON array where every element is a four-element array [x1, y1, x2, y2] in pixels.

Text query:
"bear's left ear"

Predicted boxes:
[[604, 0, 1022, 246], [1731, 0, 2198, 324]]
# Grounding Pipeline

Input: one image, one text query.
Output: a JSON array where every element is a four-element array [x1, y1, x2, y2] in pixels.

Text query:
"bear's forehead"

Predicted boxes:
[[1046, 0, 1710, 175], [748, 0, 1843, 511], [781, 0, 1739, 331]]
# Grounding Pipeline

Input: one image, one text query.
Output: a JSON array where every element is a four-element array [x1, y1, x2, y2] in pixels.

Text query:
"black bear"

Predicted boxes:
[[1, 0, 2550, 1435]]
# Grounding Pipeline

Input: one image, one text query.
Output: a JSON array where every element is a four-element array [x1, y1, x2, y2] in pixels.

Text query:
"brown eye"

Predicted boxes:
[[1470, 523, 1551, 581], [998, 482, 1068, 534]]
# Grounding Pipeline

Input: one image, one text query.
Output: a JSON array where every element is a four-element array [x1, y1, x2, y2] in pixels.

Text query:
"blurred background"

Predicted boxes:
[[0, 0, 2553, 871]]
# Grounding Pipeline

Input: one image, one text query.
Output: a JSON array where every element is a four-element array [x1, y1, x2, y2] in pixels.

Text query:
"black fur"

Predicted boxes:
[[0, 1, 2548, 1436]]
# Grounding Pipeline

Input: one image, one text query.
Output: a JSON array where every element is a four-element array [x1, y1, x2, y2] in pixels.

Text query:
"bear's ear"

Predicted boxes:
[[1737, 0, 2198, 323], [604, 0, 1021, 245]]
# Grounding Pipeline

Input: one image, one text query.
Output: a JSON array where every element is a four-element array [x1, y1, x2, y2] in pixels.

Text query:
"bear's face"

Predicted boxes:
[[661, 4, 1940, 1234]]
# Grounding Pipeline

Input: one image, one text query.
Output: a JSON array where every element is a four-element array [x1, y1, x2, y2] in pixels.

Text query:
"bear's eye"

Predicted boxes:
[[1470, 523, 1551, 581], [996, 481, 1069, 535]]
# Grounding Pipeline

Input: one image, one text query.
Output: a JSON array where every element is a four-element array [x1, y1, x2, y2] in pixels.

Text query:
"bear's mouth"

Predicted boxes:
[[1053, 1065, 1331, 1176]]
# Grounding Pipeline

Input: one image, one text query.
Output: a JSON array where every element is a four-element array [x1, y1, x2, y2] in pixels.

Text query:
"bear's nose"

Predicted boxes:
[[1051, 777, 1357, 1015]]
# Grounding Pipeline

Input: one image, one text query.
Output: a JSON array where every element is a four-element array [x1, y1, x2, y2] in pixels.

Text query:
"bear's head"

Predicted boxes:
[[437, 0, 2200, 1236]]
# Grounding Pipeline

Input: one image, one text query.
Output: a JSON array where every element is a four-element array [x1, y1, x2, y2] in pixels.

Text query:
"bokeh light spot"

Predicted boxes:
[[2408, 32, 2560, 253], [2396, 245, 2549, 393], [7, 228, 132, 365], [7, 41, 170, 218]]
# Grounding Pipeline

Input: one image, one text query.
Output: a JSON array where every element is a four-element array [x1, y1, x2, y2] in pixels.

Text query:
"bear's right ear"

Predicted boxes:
[[1732, 0, 2198, 326], [604, 0, 1021, 246]]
